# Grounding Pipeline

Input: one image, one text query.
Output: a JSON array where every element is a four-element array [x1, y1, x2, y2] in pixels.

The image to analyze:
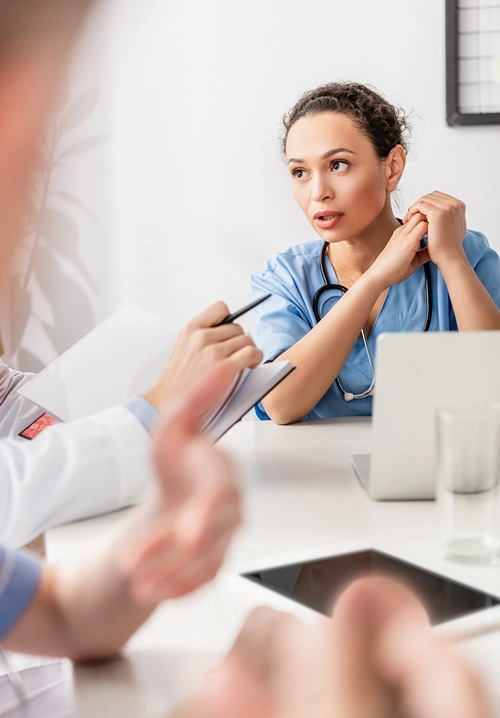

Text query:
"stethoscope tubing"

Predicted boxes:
[[313, 240, 432, 401]]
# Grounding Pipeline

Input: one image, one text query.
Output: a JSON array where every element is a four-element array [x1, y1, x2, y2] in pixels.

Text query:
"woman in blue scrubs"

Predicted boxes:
[[251, 83, 500, 424]]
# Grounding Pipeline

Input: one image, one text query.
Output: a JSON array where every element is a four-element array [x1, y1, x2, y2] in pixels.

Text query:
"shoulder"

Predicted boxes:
[[462, 229, 498, 265], [252, 239, 323, 281]]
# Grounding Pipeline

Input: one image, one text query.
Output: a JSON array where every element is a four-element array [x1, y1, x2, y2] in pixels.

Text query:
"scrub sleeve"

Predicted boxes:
[[0, 545, 41, 640], [251, 230, 500, 420]]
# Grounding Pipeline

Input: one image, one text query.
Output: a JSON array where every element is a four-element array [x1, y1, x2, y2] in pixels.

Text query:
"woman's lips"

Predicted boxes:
[[313, 212, 344, 230]]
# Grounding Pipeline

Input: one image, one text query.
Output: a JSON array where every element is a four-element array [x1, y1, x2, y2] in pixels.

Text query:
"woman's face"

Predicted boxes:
[[285, 112, 395, 243]]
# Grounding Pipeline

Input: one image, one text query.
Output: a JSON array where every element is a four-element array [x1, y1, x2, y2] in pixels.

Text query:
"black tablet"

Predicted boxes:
[[242, 549, 500, 625]]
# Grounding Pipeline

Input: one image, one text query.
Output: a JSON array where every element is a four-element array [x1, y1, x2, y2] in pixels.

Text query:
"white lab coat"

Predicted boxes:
[[0, 360, 155, 548]]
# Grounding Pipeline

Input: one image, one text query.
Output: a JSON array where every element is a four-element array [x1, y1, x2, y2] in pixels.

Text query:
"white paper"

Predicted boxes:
[[201, 368, 250, 431], [19, 305, 173, 422], [18, 304, 294, 441], [207, 361, 294, 442]]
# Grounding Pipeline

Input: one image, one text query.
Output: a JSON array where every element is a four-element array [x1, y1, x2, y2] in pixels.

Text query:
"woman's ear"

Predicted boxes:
[[385, 145, 406, 193]]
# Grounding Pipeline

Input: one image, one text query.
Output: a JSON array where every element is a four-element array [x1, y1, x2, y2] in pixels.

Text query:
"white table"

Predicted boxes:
[[46, 418, 500, 716]]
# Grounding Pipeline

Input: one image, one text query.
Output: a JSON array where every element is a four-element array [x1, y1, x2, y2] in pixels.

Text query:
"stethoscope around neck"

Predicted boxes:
[[312, 239, 432, 402]]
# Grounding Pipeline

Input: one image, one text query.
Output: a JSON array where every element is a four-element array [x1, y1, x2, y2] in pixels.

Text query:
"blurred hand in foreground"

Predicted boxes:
[[171, 576, 490, 718], [120, 361, 243, 604]]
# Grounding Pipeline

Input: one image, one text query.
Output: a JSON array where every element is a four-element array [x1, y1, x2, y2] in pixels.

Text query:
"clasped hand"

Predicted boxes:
[[368, 191, 467, 290]]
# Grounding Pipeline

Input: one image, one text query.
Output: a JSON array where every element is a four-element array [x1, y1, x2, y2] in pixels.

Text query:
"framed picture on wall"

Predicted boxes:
[[446, 0, 500, 125]]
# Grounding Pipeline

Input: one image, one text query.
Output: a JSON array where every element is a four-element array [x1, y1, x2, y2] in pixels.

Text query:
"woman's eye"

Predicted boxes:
[[331, 160, 349, 172], [292, 168, 307, 180]]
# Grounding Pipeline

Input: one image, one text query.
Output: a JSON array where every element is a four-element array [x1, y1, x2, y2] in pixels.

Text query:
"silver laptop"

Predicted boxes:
[[352, 331, 500, 500]]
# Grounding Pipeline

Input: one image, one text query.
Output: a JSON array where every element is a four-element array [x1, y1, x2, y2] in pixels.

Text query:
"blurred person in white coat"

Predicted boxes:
[[0, 0, 243, 684], [0, 2, 261, 548]]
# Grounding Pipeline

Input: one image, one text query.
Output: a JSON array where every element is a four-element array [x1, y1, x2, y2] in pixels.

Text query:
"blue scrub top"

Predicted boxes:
[[251, 229, 500, 420]]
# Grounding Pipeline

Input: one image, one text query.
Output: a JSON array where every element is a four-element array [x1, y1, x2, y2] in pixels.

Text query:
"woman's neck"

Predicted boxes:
[[327, 203, 400, 282]]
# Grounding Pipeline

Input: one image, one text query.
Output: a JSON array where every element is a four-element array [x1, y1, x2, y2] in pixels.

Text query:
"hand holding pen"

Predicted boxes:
[[142, 296, 270, 410], [215, 294, 271, 325]]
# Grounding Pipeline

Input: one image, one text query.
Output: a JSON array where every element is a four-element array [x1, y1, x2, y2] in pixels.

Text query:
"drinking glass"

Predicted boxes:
[[437, 406, 500, 564]]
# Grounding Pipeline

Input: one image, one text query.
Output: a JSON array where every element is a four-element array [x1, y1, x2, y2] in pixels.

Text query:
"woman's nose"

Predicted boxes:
[[310, 174, 334, 203]]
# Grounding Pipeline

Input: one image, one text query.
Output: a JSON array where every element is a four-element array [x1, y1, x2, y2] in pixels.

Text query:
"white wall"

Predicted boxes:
[[104, 0, 500, 341], [13, 0, 499, 363]]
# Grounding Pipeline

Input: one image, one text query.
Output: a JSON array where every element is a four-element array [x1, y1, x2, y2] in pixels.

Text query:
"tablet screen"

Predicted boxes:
[[242, 550, 500, 624]]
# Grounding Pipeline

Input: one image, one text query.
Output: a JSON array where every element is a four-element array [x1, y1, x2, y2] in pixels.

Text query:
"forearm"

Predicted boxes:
[[440, 253, 500, 331], [262, 273, 384, 424], [3, 505, 156, 661], [52, 504, 160, 660]]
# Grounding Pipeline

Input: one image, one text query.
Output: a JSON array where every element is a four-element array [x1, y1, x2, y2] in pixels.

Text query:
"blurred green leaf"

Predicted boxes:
[[17, 347, 46, 373], [44, 274, 95, 353], [33, 147, 50, 172], [69, 253, 98, 293], [59, 87, 100, 134], [24, 195, 38, 226], [38, 208, 78, 252], [57, 135, 108, 161], [58, 190, 96, 223], [33, 244, 61, 296], [32, 245, 96, 353], [55, 75, 71, 114], [38, 208, 98, 291], [9, 277, 32, 350]]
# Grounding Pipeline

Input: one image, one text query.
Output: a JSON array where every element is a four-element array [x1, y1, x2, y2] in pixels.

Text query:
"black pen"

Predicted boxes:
[[216, 293, 272, 326]]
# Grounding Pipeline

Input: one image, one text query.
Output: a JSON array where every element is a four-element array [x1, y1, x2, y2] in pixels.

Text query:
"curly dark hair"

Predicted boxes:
[[282, 82, 411, 159]]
